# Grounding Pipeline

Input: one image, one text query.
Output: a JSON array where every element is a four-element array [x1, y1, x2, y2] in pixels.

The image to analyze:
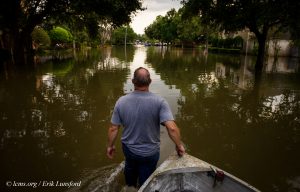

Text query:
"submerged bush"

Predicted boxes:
[[32, 27, 51, 49], [49, 26, 73, 45]]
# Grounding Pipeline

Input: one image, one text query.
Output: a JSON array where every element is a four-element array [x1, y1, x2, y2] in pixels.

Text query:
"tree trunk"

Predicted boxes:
[[3, 0, 40, 65], [11, 25, 35, 65], [254, 31, 268, 82], [12, 30, 24, 64], [255, 36, 266, 72]]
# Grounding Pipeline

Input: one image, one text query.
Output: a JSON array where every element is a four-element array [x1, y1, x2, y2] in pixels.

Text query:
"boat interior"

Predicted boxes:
[[141, 169, 257, 192]]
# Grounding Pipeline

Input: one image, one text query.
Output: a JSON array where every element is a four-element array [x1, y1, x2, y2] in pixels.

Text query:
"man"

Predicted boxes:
[[107, 67, 185, 188]]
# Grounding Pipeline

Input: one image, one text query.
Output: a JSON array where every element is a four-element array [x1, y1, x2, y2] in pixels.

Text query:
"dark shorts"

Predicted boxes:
[[122, 144, 159, 187]]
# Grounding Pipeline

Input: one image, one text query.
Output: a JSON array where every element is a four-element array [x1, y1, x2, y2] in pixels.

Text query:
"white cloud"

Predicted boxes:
[[145, 0, 180, 11], [130, 0, 182, 34]]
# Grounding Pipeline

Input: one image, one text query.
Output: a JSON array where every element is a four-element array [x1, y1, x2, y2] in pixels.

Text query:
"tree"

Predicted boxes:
[[145, 16, 164, 43], [177, 8, 209, 47], [111, 26, 137, 45], [145, 8, 216, 47], [0, 0, 143, 63], [42, 12, 100, 47], [145, 9, 179, 45], [99, 21, 114, 46], [31, 27, 51, 50], [160, 9, 178, 44], [285, 1, 300, 46], [181, 0, 300, 75]]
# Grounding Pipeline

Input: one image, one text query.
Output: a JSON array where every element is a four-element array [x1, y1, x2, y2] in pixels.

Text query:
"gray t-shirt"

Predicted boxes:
[[111, 91, 174, 157]]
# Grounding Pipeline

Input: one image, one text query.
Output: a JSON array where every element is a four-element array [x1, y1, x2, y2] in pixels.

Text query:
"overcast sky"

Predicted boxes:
[[130, 0, 182, 34]]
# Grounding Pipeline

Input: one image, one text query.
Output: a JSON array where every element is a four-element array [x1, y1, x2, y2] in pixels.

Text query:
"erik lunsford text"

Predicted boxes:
[[6, 180, 81, 188]]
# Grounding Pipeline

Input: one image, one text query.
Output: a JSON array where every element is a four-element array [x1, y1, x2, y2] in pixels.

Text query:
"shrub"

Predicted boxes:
[[49, 26, 73, 46], [209, 36, 243, 49], [31, 27, 51, 49]]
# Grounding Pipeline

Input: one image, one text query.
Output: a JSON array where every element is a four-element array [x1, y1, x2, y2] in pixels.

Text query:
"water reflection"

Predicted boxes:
[[0, 47, 299, 192], [146, 47, 300, 192], [0, 48, 131, 191], [266, 56, 299, 73]]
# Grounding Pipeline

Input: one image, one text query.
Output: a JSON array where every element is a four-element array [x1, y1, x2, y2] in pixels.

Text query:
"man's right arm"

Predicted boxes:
[[107, 123, 120, 159], [164, 120, 185, 156]]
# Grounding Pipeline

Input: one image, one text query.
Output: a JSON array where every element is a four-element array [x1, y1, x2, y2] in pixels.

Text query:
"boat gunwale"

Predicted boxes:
[[138, 153, 260, 192]]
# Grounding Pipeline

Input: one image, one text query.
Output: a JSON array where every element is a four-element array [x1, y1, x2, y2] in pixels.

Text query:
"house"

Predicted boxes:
[[236, 29, 299, 57]]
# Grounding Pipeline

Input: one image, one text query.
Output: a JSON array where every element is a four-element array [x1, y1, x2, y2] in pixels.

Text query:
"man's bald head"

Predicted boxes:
[[132, 67, 152, 87]]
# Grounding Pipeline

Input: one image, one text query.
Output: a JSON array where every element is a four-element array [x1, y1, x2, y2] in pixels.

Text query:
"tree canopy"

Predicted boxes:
[[111, 26, 137, 45], [0, 0, 143, 63], [145, 8, 208, 46], [181, 0, 300, 73]]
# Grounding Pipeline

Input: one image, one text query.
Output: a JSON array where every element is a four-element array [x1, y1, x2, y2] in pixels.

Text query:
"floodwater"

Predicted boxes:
[[0, 46, 299, 192]]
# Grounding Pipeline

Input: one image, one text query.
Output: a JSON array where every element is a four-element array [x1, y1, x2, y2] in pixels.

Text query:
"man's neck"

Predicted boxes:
[[134, 86, 149, 92]]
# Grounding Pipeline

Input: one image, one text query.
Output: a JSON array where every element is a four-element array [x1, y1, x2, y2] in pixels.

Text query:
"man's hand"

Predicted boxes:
[[176, 144, 185, 157], [107, 145, 116, 159], [107, 124, 119, 159], [164, 121, 185, 157]]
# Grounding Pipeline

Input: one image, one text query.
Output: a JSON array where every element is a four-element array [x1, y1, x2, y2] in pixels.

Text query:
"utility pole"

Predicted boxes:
[[125, 26, 128, 46], [125, 25, 127, 61]]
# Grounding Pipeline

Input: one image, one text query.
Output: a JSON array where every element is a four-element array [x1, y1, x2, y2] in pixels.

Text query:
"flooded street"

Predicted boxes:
[[0, 46, 299, 192]]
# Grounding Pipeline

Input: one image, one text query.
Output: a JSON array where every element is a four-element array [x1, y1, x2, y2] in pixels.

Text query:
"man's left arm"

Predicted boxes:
[[164, 120, 185, 156], [107, 123, 120, 159]]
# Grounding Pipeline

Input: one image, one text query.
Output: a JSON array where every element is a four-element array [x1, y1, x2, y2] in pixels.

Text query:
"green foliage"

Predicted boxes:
[[76, 31, 89, 44], [111, 26, 137, 45], [145, 16, 163, 41], [70, 0, 143, 27], [182, 0, 297, 34], [136, 34, 149, 42], [181, 0, 300, 71], [145, 9, 178, 43], [210, 36, 243, 49], [0, 0, 143, 59], [177, 14, 202, 43], [145, 8, 217, 46], [31, 27, 51, 48], [49, 27, 73, 45], [182, 0, 300, 69]]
